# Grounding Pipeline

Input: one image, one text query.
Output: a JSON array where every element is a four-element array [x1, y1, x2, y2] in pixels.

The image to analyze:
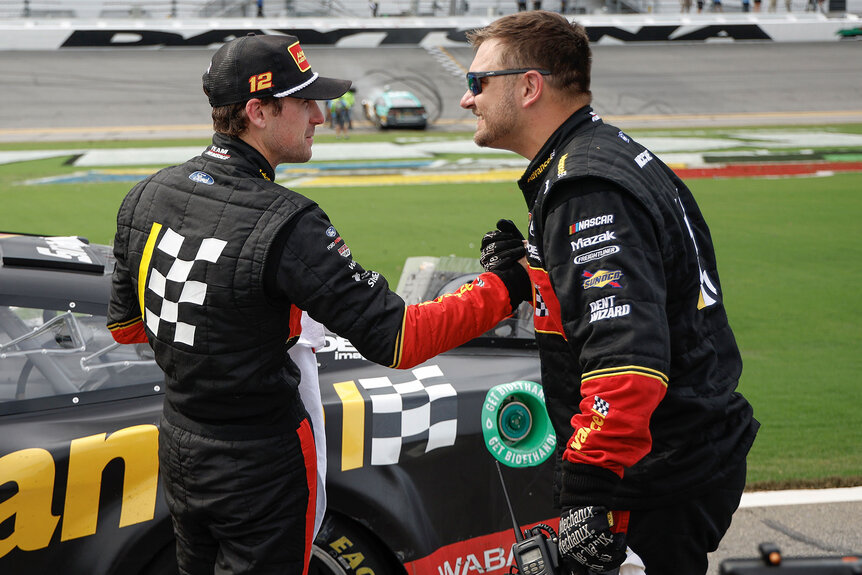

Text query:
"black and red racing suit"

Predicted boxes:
[[106, 132, 527, 574], [518, 107, 759, 514]]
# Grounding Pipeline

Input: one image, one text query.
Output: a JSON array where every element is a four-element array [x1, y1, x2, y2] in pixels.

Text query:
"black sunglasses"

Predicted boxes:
[[466, 68, 552, 96]]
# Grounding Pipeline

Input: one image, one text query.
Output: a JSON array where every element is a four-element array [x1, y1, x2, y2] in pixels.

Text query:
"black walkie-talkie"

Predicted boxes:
[[496, 461, 563, 575]]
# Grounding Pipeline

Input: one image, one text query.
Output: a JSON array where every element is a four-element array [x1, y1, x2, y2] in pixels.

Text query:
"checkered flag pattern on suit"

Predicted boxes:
[[535, 286, 549, 317], [145, 227, 227, 346], [592, 395, 610, 417], [357, 365, 458, 465]]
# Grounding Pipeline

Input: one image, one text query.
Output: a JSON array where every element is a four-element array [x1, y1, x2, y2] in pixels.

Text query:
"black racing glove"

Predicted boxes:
[[558, 505, 627, 574], [480, 219, 526, 272], [558, 462, 628, 574], [479, 219, 531, 311]]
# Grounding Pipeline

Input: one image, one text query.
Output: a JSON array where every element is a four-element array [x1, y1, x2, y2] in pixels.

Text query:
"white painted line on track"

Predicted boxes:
[[741, 486, 862, 508]]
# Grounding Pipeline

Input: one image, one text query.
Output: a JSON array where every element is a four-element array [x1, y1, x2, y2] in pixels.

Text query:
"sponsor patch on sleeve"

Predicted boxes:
[[588, 295, 631, 323], [569, 214, 615, 235], [570, 230, 616, 252], [582, 269, 624, 290], [574, 245, 620, 265]]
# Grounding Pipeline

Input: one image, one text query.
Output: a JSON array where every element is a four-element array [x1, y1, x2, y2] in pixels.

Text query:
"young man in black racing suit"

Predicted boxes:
[[466, 11, 759, 575], [107, 34, 530, 575]]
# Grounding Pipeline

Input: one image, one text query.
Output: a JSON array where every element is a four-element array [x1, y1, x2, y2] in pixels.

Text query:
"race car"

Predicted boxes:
[[362, 90, 429, 130], [0, 232, 556, 575]]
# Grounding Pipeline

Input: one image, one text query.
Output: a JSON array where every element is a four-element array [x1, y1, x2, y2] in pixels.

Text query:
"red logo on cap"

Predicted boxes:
[[288, 41, 310, 73]]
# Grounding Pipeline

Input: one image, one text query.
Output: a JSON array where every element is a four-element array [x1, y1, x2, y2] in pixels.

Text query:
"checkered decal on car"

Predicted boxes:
[[145, 227, 226, 346], [357, 365, 458, 465]]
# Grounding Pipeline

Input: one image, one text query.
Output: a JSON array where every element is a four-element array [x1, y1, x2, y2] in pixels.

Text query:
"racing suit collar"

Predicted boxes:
[[207, 132, 277, 182], [517, 105, 600, 207]]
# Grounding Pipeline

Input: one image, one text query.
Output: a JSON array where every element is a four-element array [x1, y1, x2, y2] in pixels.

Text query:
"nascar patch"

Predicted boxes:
[[569, 214, 614, 235]]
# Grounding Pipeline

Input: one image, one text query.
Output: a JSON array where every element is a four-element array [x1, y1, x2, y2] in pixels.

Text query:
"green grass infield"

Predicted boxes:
[[1, 127, 860, 490]]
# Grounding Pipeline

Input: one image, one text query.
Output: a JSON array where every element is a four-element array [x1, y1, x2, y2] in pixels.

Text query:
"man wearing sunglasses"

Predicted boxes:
[[463, 11, 759, 575]]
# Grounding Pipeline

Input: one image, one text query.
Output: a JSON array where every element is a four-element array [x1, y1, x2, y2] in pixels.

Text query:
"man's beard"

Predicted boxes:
[[473, 91, 518, 150]]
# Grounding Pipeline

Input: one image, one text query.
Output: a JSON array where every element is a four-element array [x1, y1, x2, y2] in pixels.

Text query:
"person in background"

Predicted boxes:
[[465, 11, 758, 575], [343, 87, 356, 130], [108, 33, 530, 575], [330, 95, 351, 139]]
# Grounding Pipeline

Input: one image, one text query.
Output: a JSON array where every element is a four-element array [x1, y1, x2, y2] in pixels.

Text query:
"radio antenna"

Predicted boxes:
[[495, 460, 524, 543]]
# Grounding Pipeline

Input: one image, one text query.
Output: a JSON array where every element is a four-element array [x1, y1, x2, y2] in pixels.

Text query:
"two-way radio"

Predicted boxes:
[[496, 460, 563, 575], [495, 461, 622, 575]]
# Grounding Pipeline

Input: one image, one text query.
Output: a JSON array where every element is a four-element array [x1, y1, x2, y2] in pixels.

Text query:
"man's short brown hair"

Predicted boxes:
[[466, 10, 592, 97], [209, 96, 284, 137]]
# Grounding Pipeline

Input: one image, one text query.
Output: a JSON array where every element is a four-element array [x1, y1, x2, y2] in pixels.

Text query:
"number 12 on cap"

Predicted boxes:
[[249, 72, 273, 93]]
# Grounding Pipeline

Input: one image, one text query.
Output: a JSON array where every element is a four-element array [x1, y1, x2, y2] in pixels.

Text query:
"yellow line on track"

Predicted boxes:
[[287, 170, 525, 188]]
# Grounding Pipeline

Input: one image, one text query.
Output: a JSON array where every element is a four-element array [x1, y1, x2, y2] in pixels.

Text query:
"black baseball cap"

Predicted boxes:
[[202, 33, 351, 107]]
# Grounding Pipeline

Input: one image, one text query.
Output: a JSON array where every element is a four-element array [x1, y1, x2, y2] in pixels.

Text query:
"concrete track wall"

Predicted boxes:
[[0, 12, 859, 49]]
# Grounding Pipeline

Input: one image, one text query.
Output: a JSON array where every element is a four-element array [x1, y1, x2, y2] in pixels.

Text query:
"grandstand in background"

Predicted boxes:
[[0, 0, 858, 18]]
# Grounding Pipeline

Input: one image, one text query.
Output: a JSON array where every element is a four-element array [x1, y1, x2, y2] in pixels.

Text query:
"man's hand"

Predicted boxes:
[[480, 219, 525, 272], [558, 506, 627, 574]]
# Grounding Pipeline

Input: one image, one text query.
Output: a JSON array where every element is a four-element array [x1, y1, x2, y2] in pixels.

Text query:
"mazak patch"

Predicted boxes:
[[571, 230, 616, 252]]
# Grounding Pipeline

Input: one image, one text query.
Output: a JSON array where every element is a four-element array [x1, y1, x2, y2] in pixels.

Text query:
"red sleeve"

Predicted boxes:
[[289, 304, 303, 340], [562, 368, 667, 477], [390, 272, 514, 369], [108, 317, 148, 344]]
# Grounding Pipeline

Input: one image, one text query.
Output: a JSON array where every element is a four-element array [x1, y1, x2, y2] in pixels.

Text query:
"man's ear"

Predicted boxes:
[[520, 70, 545, 109], [245, 99, 267, 129]]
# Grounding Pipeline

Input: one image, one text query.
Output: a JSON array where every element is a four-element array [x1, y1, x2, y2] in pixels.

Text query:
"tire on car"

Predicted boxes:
[[311, 514, 399, 575]]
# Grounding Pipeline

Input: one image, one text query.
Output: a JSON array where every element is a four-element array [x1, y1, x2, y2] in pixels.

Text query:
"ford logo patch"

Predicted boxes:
[[189, 171, 214, 185]]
